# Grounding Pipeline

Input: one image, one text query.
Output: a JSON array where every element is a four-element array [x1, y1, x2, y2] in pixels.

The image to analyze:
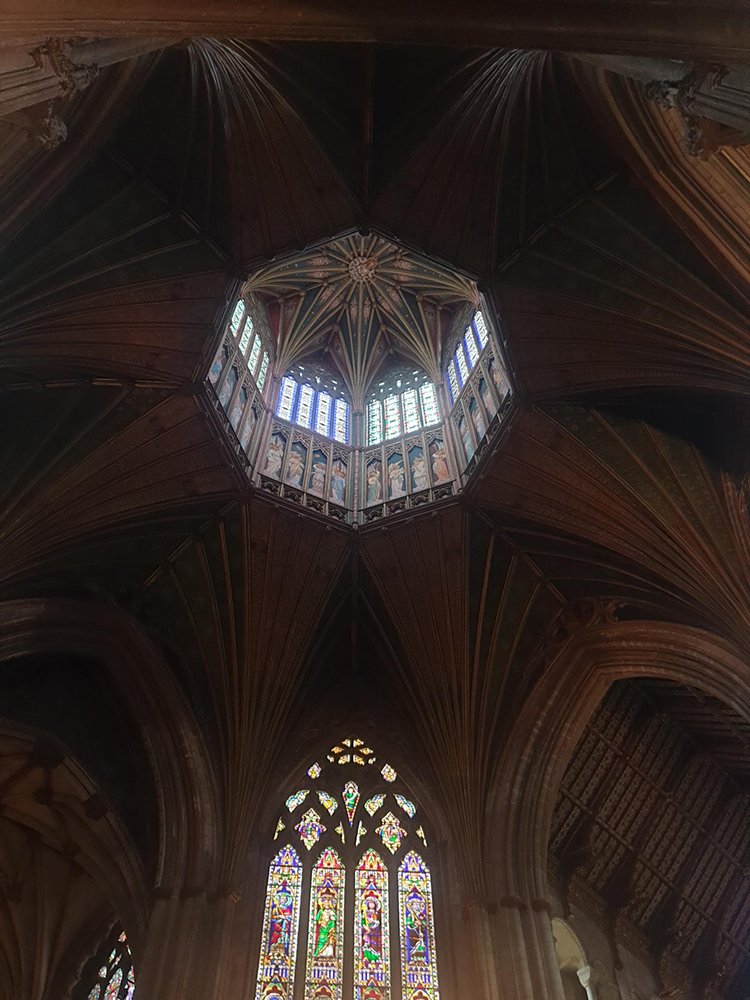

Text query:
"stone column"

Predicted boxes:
[[490, 898, 568, 1000]]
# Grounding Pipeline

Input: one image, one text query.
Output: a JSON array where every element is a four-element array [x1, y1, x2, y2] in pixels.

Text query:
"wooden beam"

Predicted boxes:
[[1, 1, 749, 61]]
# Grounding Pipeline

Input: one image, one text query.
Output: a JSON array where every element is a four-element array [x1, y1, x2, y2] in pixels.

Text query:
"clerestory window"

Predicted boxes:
[[276, 374, 350, 445]]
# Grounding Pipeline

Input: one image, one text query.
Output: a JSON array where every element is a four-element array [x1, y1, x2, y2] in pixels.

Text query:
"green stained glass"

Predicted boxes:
[[364, 794, 385, 817], [376, 812, 407, 855], [394, 793, 416, 818], [286, 790, 309, 812], [343, 781, 360, 825], [305, 848, 345, 1000]]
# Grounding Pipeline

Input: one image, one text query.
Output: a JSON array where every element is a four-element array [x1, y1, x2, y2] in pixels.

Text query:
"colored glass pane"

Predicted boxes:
[[353, 738, 363, 747], [464, 327, 479, 367], [455, 345, 469, 386], [239, 315, 254, 354], [381, 764, 397, 783], [376, 812, 407, 855], [335, 822, 345, 844], [255, 846, 302, 1000], [367, 400, 383, 446], [364, 795, 385, 817], [315, 392, 332, 437], [416, 826, 428, 847], [333, 399, 349, 444], [356, 821, 367, 846], [296, 808, 326, 851], [343, 781, 360, 824], [88, 987, 101, 1000], [354, 850, 390, 1000], [354, 754, 365, 765], [286, 790, 309, 812], [343, 739, 352, 747], [248, 331, 262, 373], [296, 385, 315, 429], [446, 361, 459, 403], [275, 818, 285, 840], [318, 790, 338, 815], [338, 754, 351, 764], [308, 763, 322, 779], [230, 299, 245, 334], [474, 309, 489, 348], [399, 853, 440, 1000], [257, 352, 270, 391], [383, 395, 401, 440], [305, 848, 345, 1000], [395, 794, 416, 818], [401, 388, 421, 433], [419, 383, 439, 426], [104, 969, 122, 1000], [278, 377, 298, 421]]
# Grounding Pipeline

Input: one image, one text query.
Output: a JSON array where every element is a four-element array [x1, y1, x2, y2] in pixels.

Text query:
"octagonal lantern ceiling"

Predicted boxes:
[[245, 231, 478, 408]]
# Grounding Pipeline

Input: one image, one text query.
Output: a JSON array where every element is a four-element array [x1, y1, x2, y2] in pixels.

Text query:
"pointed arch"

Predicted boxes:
[[305, 847, 345, 1000], [354, 848, 390, 1000], [255, 845, 303, 1000], [398, 852, 440, 1000]]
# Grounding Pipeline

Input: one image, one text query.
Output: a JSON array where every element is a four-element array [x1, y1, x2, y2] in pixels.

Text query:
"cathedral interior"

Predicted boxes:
[[0, 5, 749, 1000]]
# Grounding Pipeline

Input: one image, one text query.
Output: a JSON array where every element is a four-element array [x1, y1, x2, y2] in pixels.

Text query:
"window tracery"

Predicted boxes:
[[276, 374, 350, 445], [73, 927, 135, 1000], [256, 739, 440, 1000]]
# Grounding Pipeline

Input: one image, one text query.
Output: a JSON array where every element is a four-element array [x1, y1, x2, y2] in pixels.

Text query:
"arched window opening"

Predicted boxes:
[[366, 371, 440, 448], [444, 307, 510, 469], [255, 737, 440, 1000], [276, 372, 350, 446], [72, 927, 135, 1000], [208, 296, 272, 460]]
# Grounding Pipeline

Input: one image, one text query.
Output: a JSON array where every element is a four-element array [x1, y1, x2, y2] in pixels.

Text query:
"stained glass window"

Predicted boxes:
[[454, 346, 469, 386], [384, 395, 402, 440], [75, 929, 135, 1000], [399, 853, 440, 1000], [418, 383, 439, 426], [257, 352, 270, 391], [239, 315, 254, 354], [248, 332, 262, 374], [296, 385, 315, 429], [355, 850, 390, 1000], [333, 399, 349, 444], [316, 392, 332, 437], [255, 846, 303, 1000], [305, 848, 345, 1000], [446, 361, 459, 404], [473, 309, 489, 348], [257, 741, 439, 1000], [230, 299, 245, 334], [401, 389, 421, 433], [367, 400, 384, 446], [464, 328, 479, 367], [278, 377, 298, 422]]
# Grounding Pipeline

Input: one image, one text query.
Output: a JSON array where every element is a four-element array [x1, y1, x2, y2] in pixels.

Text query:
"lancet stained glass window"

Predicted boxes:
[[276, 374, 350, 444], [74, 928, 135, 1000], [255, 739, 439, 1000], [367, 382, 441, 446]]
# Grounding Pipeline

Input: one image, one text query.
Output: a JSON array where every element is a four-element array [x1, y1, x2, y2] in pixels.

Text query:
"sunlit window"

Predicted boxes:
[[368, 380, 441, 447], [296, 385, 315, 429], [278, 376, 298, 422], [276, 374, 350, 444]]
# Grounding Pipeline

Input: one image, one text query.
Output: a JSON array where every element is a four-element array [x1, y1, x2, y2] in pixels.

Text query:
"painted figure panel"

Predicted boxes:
[[398, 852, 440, 1000], [285, 440, 308, 488], [308, 449, 328, 496], [366, 457, 383, 506], [264, 432, 287, 479], [408, 445, 429, 492], [428, 441, 450, 485], [329, 458, 347, 506], [255, 846, 303, 1000], [387, 453, 406, 500], [354, 850, 390, 1000], [305, 848, 345, 1000]]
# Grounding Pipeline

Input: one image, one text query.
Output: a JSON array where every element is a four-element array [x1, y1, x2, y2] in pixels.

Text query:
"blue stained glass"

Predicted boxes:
[[333, 400, 349, 444], [278, 377, 298, 421], [296, 385, 315, 429], [464, 328, 479, 367], [474, 309, 489, 348], [367, 400, 383, 446], [315, 392, 332, 437], [455, 346, 469, 386]]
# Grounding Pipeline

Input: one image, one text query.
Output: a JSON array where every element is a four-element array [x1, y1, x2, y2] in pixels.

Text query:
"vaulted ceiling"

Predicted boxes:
[[0, 33, 748, 999]]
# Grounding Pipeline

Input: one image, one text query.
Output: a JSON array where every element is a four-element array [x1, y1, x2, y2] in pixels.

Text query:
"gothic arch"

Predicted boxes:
[[490, 619, 750, 904], [0, 598, 221, 901]]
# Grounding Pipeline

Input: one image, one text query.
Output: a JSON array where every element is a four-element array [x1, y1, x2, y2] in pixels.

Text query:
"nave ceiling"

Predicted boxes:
[[0, 33, 748, 1000]]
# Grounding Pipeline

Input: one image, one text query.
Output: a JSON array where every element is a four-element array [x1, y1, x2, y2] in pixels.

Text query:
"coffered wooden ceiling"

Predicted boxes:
[[0, 34, 748, 998]]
